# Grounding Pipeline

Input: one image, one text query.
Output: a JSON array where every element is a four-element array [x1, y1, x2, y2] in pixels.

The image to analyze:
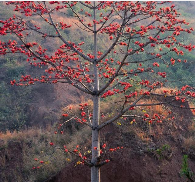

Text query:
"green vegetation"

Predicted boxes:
[[181, 155, 194, 182], [0, 59, 33, 132], [147, 144, 172, 160]]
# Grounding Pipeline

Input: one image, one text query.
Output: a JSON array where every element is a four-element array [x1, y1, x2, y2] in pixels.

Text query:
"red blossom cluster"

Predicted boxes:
[[101, 89, 120, 98], [125, 92, 138, 99], [100, 22, 120, 35], [157, 72, 166, 78], [153, 62, 160, 67]]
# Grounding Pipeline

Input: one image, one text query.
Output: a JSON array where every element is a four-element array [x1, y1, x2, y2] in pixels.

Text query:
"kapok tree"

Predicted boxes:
[[1, 1, 195, 182]]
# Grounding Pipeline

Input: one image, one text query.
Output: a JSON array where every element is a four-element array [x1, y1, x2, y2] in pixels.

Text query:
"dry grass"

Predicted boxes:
[[0, 124, 91, 182], [187, 121, 195, 136], [137, 99, 169, 118], [133, 127, 151, 142], [183, 136, 195, 150], [152, 87, 178, 96], [0, 128, 43, 144]]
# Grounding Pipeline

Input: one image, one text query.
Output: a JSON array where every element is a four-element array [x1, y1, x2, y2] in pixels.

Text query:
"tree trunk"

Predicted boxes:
[[91, 95, 100, 182], [91, 2, 100, 182]]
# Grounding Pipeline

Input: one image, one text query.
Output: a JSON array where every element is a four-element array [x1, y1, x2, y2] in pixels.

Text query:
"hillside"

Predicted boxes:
[[0, 97, 195, 182], [46, 96, 195, 182]]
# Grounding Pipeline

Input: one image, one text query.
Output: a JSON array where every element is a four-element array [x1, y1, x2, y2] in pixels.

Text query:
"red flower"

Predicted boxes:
[[10, 80, 16, 85], [83, 156, 87, 160], [156, 53, 161, 57], [126, 27, 131, 33], [50, 142, 54, 146], [102, 143, 106, 148], [129, 106, 135, 110], [81, 111, 86, 117], [109, 148, 114, 152], [175, 96, 180, 101], [73, 149, 78, 153], [144, 114, 149, 118], [62, 113, 68, 117], [153, 62, 159, 67], [120, 42, 127, 46], [170, 58, 175, 65]]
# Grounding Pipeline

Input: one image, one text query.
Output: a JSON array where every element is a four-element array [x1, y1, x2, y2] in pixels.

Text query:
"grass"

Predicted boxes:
[[183, 136, 195, 150], [0, 124, 91, 182]]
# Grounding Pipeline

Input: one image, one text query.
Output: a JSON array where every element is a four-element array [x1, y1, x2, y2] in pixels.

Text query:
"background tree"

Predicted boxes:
[[0, 1, 195, 182]]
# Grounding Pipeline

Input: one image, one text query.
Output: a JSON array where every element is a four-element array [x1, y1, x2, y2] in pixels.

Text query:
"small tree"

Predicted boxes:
[[0, 1, 195, 182]]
